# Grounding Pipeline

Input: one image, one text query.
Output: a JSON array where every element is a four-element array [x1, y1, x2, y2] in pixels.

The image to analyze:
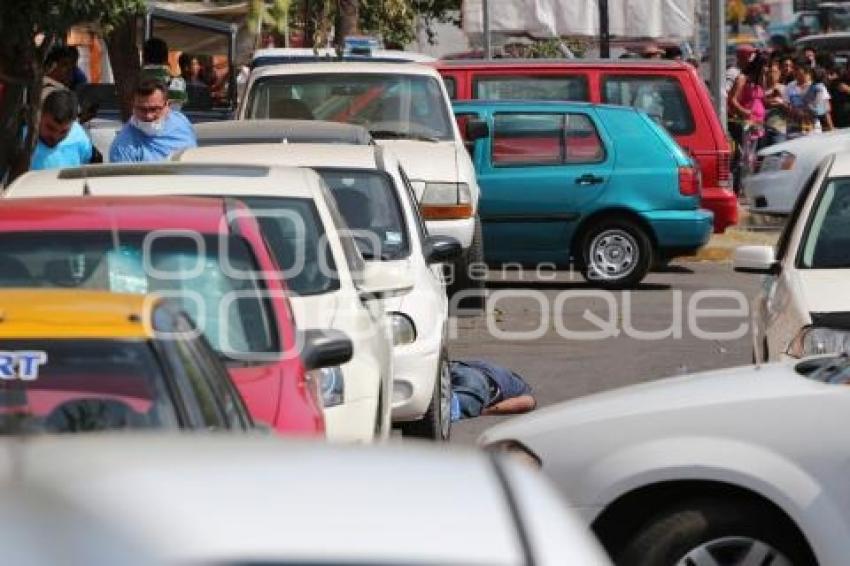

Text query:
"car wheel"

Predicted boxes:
[[399, 349, 451, 441], [613, 498, 814, 566], [581, 218, 652, 289], [448, 216, 485, 313]]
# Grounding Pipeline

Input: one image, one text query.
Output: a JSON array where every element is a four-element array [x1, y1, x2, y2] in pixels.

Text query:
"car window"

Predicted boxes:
[[474, 75, 589, 101], [316, 168, 410, 261], [316, 181, 366, 285], [444, 76, 457, 100], [602, 75, 695, 135], [799, 177, 850, 268], [165, 327, 228, 430], [246, 73, 454, 141], [0, 339, 179, 434], [776, 163, 824, 261], [189, 329, 252, 429], [240, 196, 340, 296], [398, 165, 429, 243], [0, 231, 279, 361], [492, 112, 603, 166]]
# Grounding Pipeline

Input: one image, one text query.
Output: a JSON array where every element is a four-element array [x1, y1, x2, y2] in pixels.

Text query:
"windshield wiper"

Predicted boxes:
[[369, 129, 440, 143]]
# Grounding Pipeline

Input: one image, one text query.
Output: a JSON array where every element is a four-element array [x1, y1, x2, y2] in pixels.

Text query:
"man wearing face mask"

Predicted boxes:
[[109, 79, 196, 163]]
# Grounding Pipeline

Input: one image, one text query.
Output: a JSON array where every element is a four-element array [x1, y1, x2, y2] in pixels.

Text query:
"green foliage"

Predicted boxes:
[[248, 0, 291, 36]]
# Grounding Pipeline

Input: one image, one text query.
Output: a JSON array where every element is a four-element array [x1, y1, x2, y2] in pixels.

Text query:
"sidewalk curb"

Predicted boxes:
[[682, 225, 780, 263]]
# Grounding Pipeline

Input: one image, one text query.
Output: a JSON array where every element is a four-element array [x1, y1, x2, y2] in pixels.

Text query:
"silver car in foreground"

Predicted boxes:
[[481, 357, 850, 565], [0, 435, 610, 565]]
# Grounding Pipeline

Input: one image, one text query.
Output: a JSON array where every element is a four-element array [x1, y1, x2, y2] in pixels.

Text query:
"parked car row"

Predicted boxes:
[[1, 51, 751, 564]]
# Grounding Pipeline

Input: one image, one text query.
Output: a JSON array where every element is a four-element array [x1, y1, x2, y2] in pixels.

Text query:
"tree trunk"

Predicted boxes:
[[336, 0, 359, 46], [105, 15, 141, 123]]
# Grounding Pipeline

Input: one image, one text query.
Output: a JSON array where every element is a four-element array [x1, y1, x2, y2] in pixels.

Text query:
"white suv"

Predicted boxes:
[[239, 62, 484, 302], [177, 143, 460, 440], [735, 152, 850, 361]]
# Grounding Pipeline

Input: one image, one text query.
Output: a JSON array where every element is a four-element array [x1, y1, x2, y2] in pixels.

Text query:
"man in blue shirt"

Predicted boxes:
[[109, 79, 196, 163], [31, 90, 94, 170], [450, 359, 536, 421]]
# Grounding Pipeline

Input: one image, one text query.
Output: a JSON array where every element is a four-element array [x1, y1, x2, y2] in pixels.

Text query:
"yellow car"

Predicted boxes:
[[0, 290, 252, 433]]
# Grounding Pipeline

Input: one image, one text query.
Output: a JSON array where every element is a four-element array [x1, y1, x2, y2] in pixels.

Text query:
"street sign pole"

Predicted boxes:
[[599, 0, 610, 58], [710, 0, 727, 128], [483, 0, 491, 60]]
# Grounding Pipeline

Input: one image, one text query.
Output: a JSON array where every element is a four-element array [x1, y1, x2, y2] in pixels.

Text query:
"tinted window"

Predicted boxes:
[[0, 232, 278, 361], [444, 76, 457, 100], [317, 169, 410, 261], [0, 339, 179, 434], [492, 113, 603, 166], [247, 74, 454, 141], [474, 75, 589, 101], [602, 75, 695, 134], [799, 178, 850, 268], [241, 197, 339, 296]]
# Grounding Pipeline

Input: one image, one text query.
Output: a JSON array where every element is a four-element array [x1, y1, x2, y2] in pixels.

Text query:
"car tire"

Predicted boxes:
[[448, 216, 485, 313], [613, 497, 815, 566], [580, 218, 652, 289], [399, 349, 451, 441]]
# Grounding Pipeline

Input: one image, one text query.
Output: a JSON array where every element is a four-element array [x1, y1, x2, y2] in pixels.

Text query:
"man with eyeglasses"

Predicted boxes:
[[109, 79, 196, 163]]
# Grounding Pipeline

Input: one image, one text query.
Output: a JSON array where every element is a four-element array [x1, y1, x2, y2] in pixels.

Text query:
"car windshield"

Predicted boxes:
[[0, 232, 278, 361], [799, 178, 850, 268], [239, 196, 341, 295], [0, 339, 178, 434], [246, 73, 454, 141], [315, 169, 410, 261]]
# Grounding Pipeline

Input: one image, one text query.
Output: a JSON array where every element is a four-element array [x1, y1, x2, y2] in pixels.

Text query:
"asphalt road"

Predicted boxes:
[[448, 260, 764, 444]]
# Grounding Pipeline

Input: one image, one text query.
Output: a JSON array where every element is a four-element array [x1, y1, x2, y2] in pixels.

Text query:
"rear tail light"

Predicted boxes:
[[678, 166, 700, 196], [717, 151, 731, 189]]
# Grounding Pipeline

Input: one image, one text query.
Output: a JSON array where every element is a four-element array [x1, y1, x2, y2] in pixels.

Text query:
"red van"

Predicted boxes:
[[436, 59, 737, 233]]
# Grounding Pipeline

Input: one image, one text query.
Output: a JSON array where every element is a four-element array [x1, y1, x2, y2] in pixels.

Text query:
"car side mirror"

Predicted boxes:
[[466, 118, 490, 142], [733, 245, 780, 275], [300, 329, 353, 371], [424, 235, 462, 264]]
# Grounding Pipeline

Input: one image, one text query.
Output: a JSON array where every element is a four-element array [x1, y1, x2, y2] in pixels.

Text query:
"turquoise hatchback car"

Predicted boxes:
[[454, 100, 713, 288]]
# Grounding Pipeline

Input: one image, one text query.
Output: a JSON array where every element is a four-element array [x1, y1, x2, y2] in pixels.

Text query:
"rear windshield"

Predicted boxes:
[[474, 75, 589, 102], [0, 232, 278, 360], [0, 339, 178, 434], [316, 169, 410, 261], [602, 75, 695, 135]]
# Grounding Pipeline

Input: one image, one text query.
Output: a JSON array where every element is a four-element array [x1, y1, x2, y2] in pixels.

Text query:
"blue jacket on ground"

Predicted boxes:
[[109, 110, 197, 163], [31, 122, 93, 170]]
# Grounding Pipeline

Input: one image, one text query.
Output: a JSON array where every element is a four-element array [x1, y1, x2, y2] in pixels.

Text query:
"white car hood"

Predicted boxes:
[[375, 140, 460, 184], [792, 269, 850, 315], [481, 361, 827, 443]]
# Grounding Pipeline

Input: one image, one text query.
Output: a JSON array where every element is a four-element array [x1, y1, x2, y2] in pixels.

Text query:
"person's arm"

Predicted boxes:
[[109, 135, 135, 163], [482, 394, 537, 416], [728, 75, 751, 120]]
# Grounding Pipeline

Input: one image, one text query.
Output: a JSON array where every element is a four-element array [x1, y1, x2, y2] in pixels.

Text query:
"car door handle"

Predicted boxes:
[[575, 174, 605, 186]]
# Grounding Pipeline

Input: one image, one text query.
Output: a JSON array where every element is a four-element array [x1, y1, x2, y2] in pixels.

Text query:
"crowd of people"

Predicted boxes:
[[725, 43, 850, 191], [32, 38, 199, 171]]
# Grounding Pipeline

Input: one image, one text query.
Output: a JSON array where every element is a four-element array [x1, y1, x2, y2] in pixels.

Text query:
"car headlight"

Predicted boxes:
[[421, 182, 473, 220], [759, 151, 795, 173], [390, 312, 416, 346], [485, 439, 542, 469], [786, 326, 850, 358], [309, 366, 345, 408]]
